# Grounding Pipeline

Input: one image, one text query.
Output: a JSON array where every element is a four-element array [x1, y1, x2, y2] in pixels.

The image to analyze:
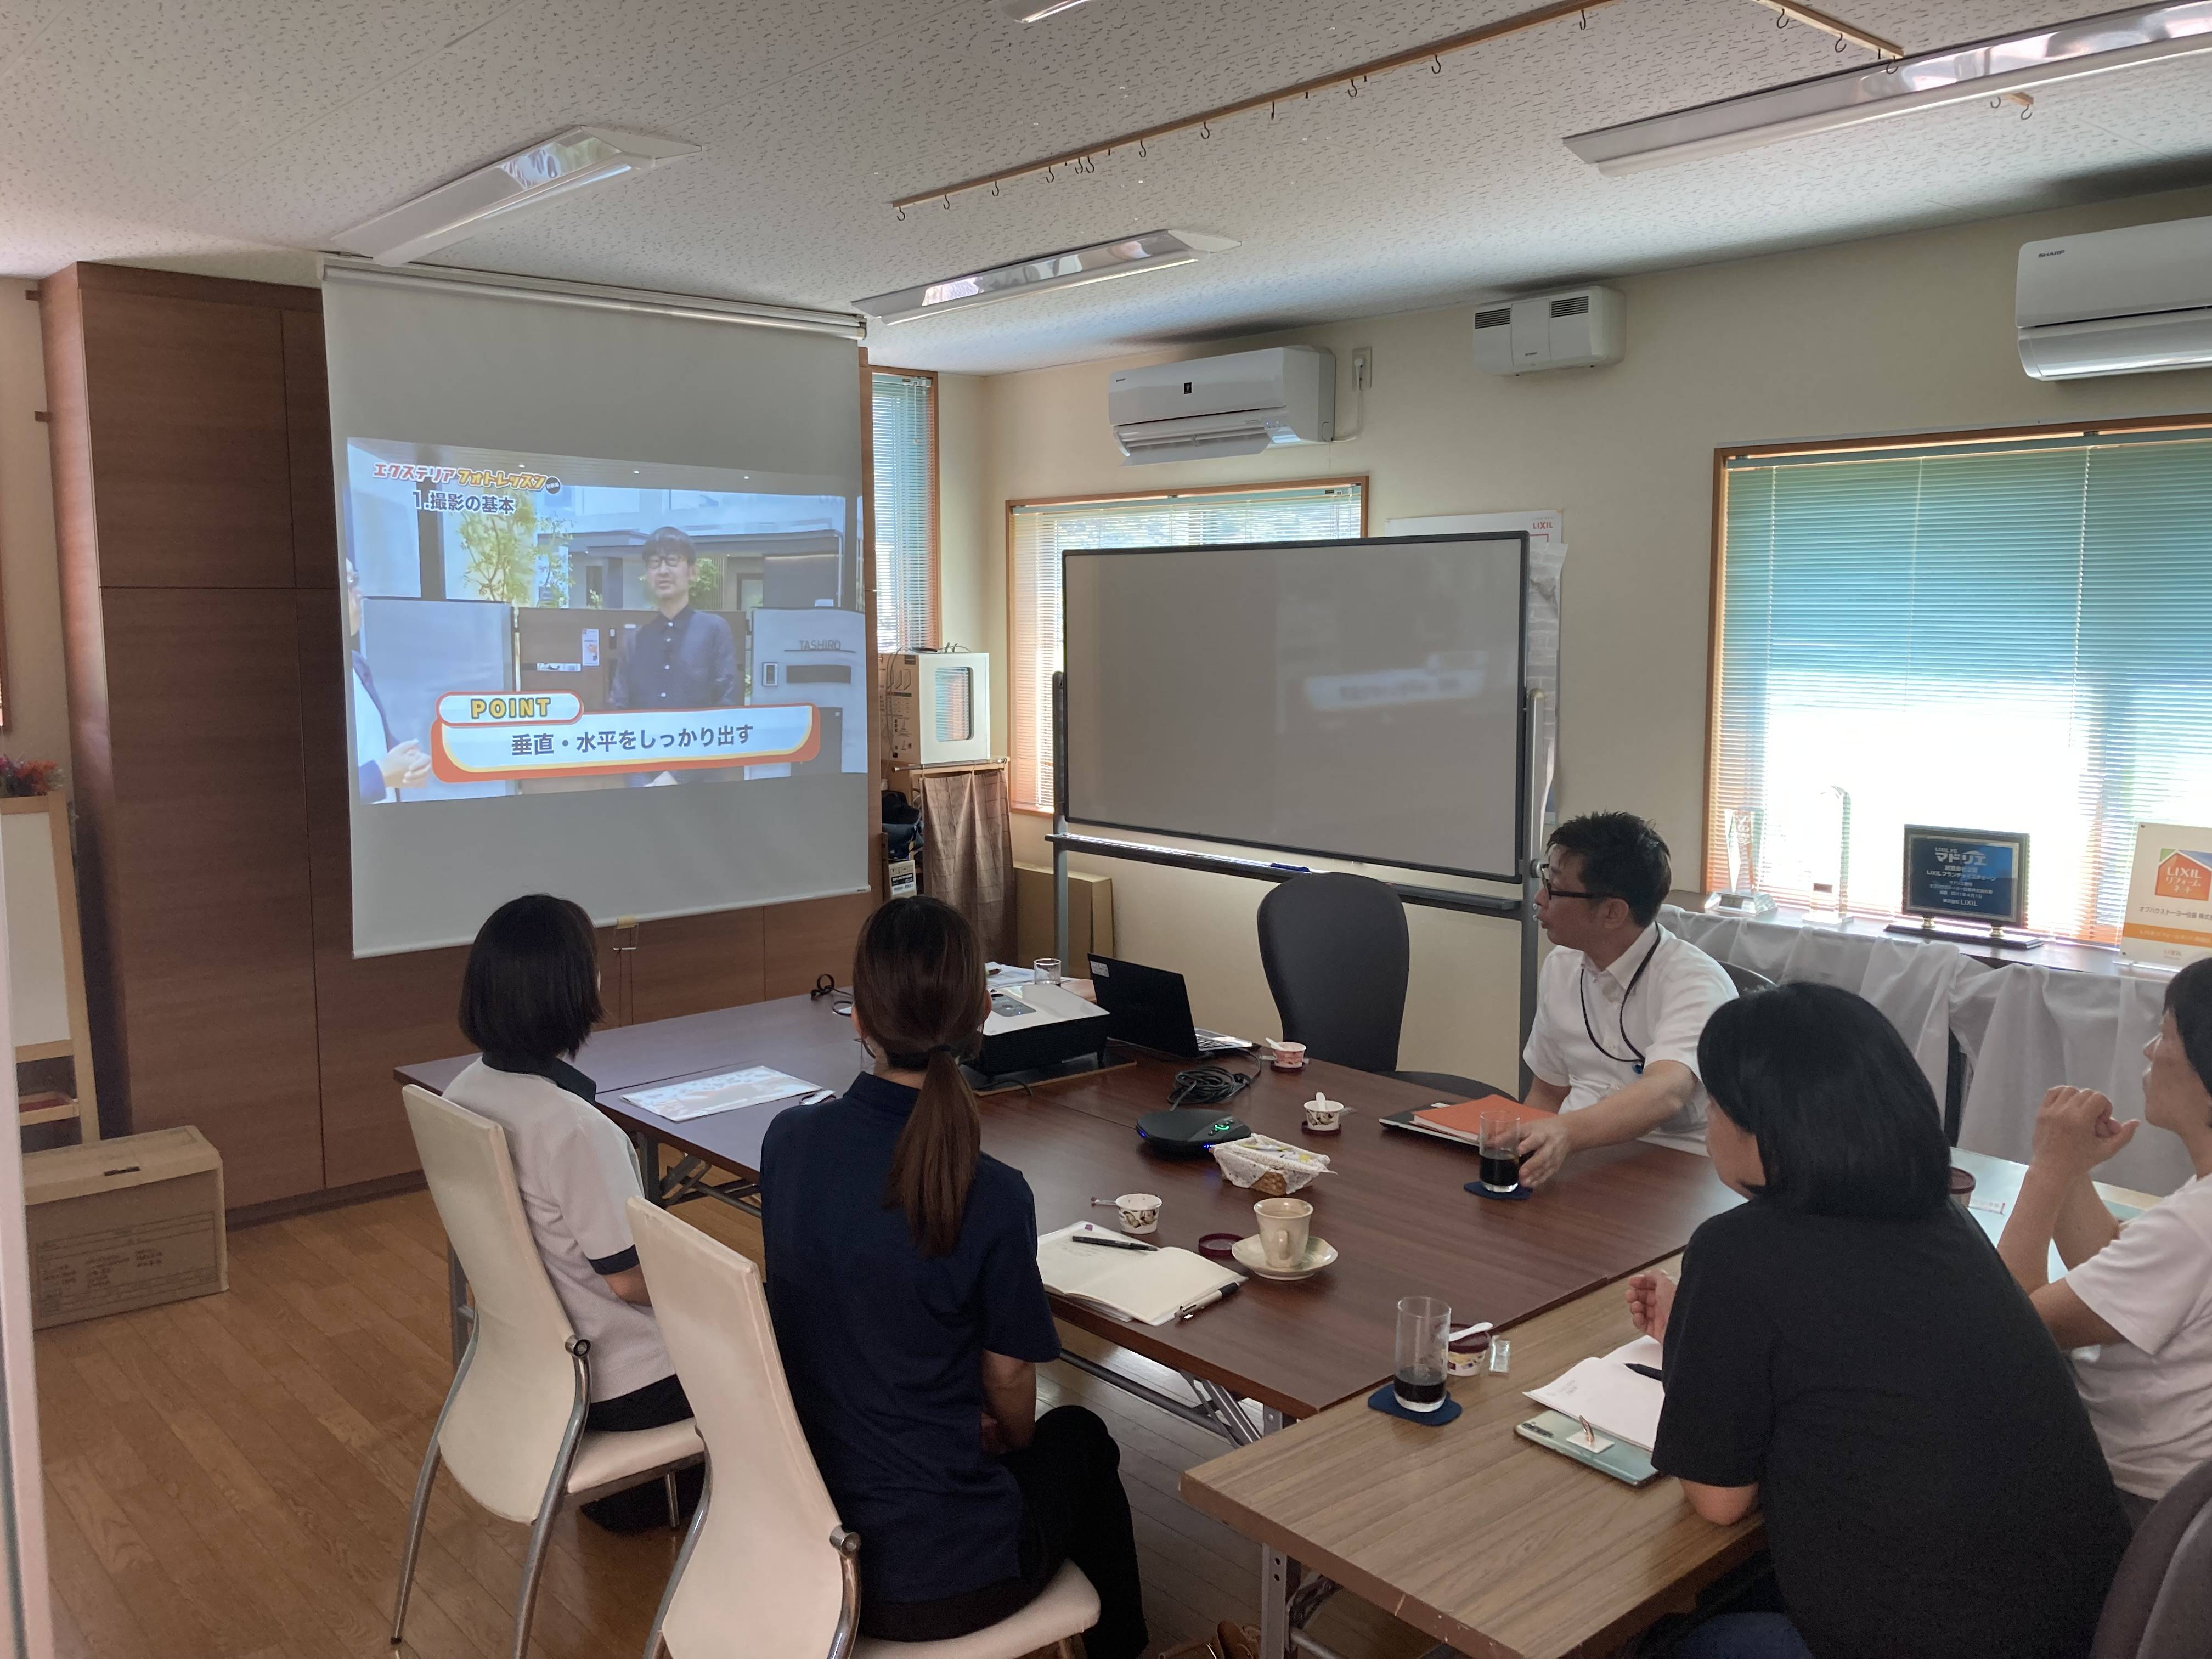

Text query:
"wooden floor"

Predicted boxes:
[[37, 1183, 1435, 1659]]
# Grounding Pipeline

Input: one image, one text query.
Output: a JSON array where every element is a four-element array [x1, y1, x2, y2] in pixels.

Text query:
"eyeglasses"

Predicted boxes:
[[1537, 862, 1600, 900], [644, 552, 691, 572]]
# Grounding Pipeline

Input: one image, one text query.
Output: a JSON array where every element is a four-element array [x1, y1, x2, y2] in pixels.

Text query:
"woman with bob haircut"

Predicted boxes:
[[442, 894, 699, 1531], [1627, 982, 2128, 1658], [2000, 957, 2212, 1521], [759, 896, 1146, 1657]]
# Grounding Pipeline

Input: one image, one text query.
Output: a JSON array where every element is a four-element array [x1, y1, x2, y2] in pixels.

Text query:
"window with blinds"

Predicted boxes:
[[1008, 481, 1365, 812], [1709, 425, 2212, 944], [870, 371, 935, 654]]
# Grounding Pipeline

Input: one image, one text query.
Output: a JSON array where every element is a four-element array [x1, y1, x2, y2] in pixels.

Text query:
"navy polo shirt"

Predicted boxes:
[[760, 1073, 1060, 1605]]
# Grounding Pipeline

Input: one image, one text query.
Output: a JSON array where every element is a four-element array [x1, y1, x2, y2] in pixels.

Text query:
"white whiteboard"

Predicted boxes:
[[1, 808, 68, 1048], [1062, 534, 1527, 879]]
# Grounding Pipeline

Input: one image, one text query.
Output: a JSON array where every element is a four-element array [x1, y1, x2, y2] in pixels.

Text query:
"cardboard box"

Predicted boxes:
[[24, 1126, 227, 1329], [1015, 864, 1114, 971]]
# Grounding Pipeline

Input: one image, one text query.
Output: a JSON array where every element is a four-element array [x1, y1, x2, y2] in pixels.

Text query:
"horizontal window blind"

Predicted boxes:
[[1009, 483, 1364, 812], [1710, 429, 2212, 943], [871, 371, 934, 653]]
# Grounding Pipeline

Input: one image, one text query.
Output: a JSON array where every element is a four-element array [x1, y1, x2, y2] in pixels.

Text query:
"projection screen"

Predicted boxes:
[[323, 262, 869, 956], [1062, 533, 1528, 881]]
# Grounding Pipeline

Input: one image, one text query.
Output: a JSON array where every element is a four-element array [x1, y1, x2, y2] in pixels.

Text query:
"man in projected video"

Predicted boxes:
[[606, 527, 740, 713]]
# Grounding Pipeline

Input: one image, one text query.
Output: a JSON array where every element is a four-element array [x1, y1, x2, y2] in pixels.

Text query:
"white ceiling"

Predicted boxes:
[[3, 0, 2210, 372]]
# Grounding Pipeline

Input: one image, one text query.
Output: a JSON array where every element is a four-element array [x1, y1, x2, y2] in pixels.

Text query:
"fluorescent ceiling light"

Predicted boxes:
[[1000, 0, 1099, 20], [854, 229, 1239, 325], [1564, 2, 2212, 174], [332, 127, 699, 265]]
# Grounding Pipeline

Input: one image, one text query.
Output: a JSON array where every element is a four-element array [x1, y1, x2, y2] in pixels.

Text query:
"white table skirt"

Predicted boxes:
[[1660, 906, 1974, 1099], [1660, 906, 2194, 1197]]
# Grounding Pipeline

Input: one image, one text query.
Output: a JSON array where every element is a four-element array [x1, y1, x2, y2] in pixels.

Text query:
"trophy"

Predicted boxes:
[[1707, 806, 1776, 917]]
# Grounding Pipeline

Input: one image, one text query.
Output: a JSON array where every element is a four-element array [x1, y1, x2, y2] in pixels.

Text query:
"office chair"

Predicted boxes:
[[1721, 961, 1777, 996], [627, 1198, 1098, 1659], [2091, 1459, 2212, 1659], [1256, 873, 1505, 1098]]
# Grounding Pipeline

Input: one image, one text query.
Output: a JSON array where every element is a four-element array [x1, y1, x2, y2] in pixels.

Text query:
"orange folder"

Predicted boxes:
[[1410, 1094, 1556, 1144]]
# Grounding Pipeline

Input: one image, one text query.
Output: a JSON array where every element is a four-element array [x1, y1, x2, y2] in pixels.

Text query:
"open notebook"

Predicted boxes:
[[1525, 1336, 1666, 1450], [1036, 1224, 1244, 1326]]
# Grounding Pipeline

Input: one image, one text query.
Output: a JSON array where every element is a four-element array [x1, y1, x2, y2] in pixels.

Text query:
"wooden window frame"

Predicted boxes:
[[1004, 474, 1371, 816], [1702, 408, 2212, 895]]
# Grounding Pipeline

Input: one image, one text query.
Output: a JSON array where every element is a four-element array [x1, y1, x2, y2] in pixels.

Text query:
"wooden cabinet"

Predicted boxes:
[[43, 263, 877, 1211]]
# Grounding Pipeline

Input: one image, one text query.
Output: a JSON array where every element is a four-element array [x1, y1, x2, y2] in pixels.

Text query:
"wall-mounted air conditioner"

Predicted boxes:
[[1108, 345, 1334, 465], [1471, 285, 1625, 375], [2018, 213, 2212, 381]]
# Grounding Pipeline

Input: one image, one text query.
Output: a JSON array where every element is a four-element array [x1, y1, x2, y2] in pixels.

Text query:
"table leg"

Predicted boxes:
[[632, 1130, 665, 1203], [1260, 1545, 1293, 1659], [1256, 1405, 1294, 1659], [447, 1245, 469, 1366]]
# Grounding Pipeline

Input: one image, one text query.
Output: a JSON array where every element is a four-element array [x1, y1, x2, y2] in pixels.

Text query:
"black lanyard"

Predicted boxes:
[[1579, 932, 1663, 1074]]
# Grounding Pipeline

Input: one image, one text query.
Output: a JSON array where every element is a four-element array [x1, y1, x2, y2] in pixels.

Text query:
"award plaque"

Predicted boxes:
[[1889, 825, 2038, 948]]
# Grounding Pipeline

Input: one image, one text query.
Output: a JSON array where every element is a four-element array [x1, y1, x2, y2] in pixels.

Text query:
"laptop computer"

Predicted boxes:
[[1086, 956, 1251, 1058]]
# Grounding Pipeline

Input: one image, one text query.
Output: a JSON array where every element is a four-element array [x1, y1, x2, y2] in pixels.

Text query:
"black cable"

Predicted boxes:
[[1167, 1066, 1252, 1110]]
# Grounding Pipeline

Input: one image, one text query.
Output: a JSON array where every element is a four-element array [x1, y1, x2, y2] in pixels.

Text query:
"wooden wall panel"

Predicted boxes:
[[624, 907, 768, 1025], [40, 267, 131, 1131], [283, 310, 337, 590], [764, 890, 875, 999], [295, 591, 470, 1188], [80, 291, 295, 589], [100, 588, 323, 1205]]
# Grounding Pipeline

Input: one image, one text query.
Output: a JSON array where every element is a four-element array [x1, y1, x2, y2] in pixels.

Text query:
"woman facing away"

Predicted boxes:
[[441, 894, 701, 1532], [1999, 956, 2212, 1524], [759, 896, 1147, 1657], [1627, 982, 2130, 1659]]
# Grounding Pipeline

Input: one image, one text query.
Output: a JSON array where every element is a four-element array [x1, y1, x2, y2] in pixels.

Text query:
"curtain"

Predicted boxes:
[[918, 766, 1015, 963], [1008, 482, 1364, 812], [1711, 430, 2212, 944], [871, 371, 934, 653]]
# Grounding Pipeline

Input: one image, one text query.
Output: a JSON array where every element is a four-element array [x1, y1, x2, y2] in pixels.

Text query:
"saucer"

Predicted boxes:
[[1230, 1233, 1338, 1280]]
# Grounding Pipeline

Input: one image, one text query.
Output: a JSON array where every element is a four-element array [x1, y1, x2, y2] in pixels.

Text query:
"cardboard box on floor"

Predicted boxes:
[[1015, 864, 1114, 970], [23, 1126, 227, 1329]]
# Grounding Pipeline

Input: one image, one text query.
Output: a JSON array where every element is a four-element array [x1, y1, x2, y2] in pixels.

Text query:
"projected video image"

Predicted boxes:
[[340, 439, 866, 800]]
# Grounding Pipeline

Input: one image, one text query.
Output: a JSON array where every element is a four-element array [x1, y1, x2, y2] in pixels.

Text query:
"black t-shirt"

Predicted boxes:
[[1653, 1199, 2129, 1659], [760, 1073, 1060, 1605]]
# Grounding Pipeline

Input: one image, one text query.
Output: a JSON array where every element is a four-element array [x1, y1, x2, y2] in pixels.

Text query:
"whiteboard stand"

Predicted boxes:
[[4, 796, 99, 1145], [1049, 673, 1543, 1074]]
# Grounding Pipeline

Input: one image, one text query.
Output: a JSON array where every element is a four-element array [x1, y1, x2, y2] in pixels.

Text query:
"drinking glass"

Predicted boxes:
[[1394, 1295, 1451, 1413], [1032, 957, 1064, 986], [1477, 1110, 1523, 1194]]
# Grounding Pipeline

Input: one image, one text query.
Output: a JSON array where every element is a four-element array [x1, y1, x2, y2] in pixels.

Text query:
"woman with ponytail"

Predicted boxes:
[[760, 897, 1146, 1656]]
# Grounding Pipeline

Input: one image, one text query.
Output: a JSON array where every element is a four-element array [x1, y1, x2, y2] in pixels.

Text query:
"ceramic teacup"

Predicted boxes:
[[1115, 1192, 1162, 1234], [1301, 1093, 1346, 1132], [1252, 1196, 1313, 1270]]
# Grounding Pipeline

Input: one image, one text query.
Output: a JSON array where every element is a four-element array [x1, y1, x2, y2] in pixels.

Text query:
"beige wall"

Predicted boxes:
[[952, 183, 2212, 1086], [0, 287, 70, 766]]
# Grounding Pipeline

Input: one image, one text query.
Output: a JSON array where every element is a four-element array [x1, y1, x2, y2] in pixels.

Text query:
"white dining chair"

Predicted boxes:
[[395, 1085, 703, 1659], [627, 1196, 1099, 1659]]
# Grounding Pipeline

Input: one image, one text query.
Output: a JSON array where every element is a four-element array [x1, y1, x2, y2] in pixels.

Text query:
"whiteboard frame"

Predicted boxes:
[[1060, 531, 1531, 884]]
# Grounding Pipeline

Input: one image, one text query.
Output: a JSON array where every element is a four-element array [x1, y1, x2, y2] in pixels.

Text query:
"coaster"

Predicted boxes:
[[1366, 1385, 1463, 1426], [1197, 1232, 1243, 1259], [1464, 1180, 1534, 1203]]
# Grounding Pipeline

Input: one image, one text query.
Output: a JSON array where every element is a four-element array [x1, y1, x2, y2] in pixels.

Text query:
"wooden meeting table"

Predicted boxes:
[[397, 990, 1738, 1654], [1179, 1150, 2166, 1659]]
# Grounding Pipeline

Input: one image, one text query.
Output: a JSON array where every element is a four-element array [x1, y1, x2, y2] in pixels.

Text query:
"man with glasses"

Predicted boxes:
[[606, 526, 740, 714], [1514, 811, 1736, 1187]]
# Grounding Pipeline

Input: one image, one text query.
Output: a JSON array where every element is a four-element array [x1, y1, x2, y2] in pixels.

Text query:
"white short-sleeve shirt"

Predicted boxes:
[[1522, 923, 1737, 1155], [443, 1059, 674, 1402], [2066, 1172, 2212, 1500]]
